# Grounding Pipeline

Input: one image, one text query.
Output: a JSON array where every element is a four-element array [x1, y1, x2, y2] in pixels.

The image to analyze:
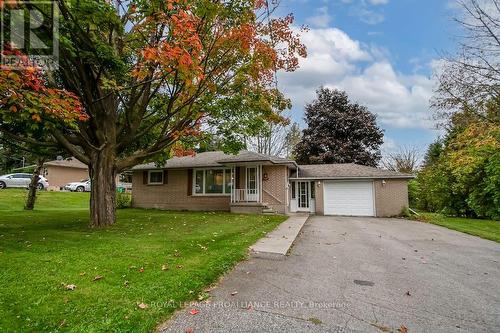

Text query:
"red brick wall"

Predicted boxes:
[[132, 169, 230, 211], [262, 165, 288, 214], [374, 179, 409, 217]]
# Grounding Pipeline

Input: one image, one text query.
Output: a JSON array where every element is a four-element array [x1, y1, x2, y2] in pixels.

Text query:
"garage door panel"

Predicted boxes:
[[324, 181, 374, 216]]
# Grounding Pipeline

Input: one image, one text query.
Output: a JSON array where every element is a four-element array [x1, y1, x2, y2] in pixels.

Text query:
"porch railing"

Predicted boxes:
[[232, 188, 258, 203]]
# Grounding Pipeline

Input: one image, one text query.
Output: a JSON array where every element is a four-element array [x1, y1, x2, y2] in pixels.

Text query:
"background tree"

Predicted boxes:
[[415, 1, 500, 219], [283, 122, 301, 158], [415, 100, 500, 219], [293, 87, 384, 166], [0, 48, 83, 210], [382, 146, 420, 174], [248, 122, 290, 156], [421, 139, 444, 168], [432, 0, 500, 124], [246, 116, 301, 157], [1, 0, 306, 226], [0, 144, 28, 174]]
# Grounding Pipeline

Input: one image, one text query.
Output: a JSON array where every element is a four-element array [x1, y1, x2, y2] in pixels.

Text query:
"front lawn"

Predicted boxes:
[[416, 212, 500, 243], [0, 189, 286, 332]]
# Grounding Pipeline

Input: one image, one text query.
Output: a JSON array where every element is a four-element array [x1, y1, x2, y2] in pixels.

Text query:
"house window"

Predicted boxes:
[[291, 182, 296, 199], [193, 168, 231, 195], [225, 171, 232, 194], [310, 181, 315, 199], [206, 169, 224, 193], [195, 170, 204, 194], [148, 170, 163, 185]]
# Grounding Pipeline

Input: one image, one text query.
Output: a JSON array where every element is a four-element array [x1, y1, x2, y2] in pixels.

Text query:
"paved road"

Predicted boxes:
[[161, 216, 500, 333]]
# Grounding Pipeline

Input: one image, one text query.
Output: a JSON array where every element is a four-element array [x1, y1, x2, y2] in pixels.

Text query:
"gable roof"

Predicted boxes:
[[216, 150, 295, 165], [292, 163, 414, 179], [44, 158, 88, 169], [132, 151, 296, 170]]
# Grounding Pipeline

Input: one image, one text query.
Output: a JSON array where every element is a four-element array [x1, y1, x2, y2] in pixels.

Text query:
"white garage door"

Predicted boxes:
[[323, 181, 375, 216]]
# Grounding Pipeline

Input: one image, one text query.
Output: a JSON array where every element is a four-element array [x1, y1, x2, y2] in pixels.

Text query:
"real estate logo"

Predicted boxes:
[[1, 0, 59, 69]]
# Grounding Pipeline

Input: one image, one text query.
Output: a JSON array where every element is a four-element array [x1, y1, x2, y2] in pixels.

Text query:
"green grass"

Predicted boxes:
[[0, 189, 286, 332], [0, 189, 89, 211], [416, 212, 500, 243]]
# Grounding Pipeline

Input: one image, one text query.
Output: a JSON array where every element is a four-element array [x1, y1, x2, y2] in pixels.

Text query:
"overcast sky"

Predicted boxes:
[[273, 0, 460, 155]]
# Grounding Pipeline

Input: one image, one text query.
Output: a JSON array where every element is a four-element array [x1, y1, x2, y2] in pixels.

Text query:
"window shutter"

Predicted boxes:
[[235, 167, 241, 188], [143, 171, 148, 184], [187, 169, 193, 195], [163, 170, 168, 184]]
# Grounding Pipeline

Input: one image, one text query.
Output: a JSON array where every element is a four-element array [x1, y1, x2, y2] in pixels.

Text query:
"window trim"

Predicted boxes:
[[192, 168, 232, 196], [148, 170, 164, 185]]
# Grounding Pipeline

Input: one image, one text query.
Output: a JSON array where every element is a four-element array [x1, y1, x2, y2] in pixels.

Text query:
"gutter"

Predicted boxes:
[[289, 175, 415, 180]]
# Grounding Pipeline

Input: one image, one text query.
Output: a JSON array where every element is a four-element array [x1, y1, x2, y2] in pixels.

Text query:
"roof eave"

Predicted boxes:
[[289, 175, 415, 180]]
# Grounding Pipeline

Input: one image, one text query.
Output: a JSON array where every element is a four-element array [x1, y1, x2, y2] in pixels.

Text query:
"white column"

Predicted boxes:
[[231, 166, 234, 203], [259, 164, 263, 203]]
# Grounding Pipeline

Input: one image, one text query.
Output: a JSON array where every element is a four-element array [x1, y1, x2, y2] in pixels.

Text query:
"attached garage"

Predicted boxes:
[[323, 181, 375, 216], [290, 163, 414, 217]]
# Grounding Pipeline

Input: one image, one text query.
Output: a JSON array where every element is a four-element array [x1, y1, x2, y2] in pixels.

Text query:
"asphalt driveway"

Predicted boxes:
[[161, 216, 500, 333]]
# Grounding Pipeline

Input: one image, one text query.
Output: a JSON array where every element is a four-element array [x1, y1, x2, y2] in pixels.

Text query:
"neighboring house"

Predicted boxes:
[[43, 158, 89, 190], [131, 151, 414, 217]]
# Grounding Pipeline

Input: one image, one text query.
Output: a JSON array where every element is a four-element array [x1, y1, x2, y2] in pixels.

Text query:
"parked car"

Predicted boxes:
[[0, 173, 49, 190], [64, 179, 91, 192]]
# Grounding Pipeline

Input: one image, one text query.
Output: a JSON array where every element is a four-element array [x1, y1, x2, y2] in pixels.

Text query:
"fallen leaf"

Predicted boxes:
[[65, 284, 76, 291], [405, 291, 411, 296], [139, 267, 145, 273], [189, 309, 199, 315], [58, 319, 67, 328], [79, 272, 86, 276], [185, 329, 194, 333], [397, 324, 408, 333], [93, 275, 103, 282], [137, 302, 148, 309], [161, 264, 168, 271], [231, 291, 238, 296], [124, 280, 129, 287], [176, 265, 183, 269]]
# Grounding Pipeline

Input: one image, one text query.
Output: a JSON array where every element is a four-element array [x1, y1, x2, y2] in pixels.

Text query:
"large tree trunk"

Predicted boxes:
[[89, 149, 117, 227], [25, 158, 45, 211]]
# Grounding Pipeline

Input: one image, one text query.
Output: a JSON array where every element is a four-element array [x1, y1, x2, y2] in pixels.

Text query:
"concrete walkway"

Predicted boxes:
[[249, 213, 309, 258]]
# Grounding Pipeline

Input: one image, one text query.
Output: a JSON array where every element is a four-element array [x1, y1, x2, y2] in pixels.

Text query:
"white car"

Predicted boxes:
[[64, 179, 91, 192], [0, 173, 49, 190]]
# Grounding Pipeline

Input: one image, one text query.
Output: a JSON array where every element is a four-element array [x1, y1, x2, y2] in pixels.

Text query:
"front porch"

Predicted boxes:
[[228, 164, 275, 214]]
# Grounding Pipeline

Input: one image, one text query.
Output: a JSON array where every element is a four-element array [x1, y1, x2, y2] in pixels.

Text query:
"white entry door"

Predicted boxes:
[[246, 167, 258, 201], [323, 181, 375, 216], [297, 181, 310, 211]]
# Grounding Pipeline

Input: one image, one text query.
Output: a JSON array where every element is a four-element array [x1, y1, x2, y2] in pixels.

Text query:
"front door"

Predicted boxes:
[[246, 167, 258, 201], [297, 181, 310, 211]]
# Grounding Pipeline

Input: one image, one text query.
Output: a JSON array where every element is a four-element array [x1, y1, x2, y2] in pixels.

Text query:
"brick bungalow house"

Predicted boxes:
[[131, 151, 413, 216]]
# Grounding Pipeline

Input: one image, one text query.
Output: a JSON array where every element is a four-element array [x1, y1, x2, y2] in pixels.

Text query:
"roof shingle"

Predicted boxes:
[[293, 163, 414, 179], [132, 151, 295, 170], [44, 158, 88, 169]]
